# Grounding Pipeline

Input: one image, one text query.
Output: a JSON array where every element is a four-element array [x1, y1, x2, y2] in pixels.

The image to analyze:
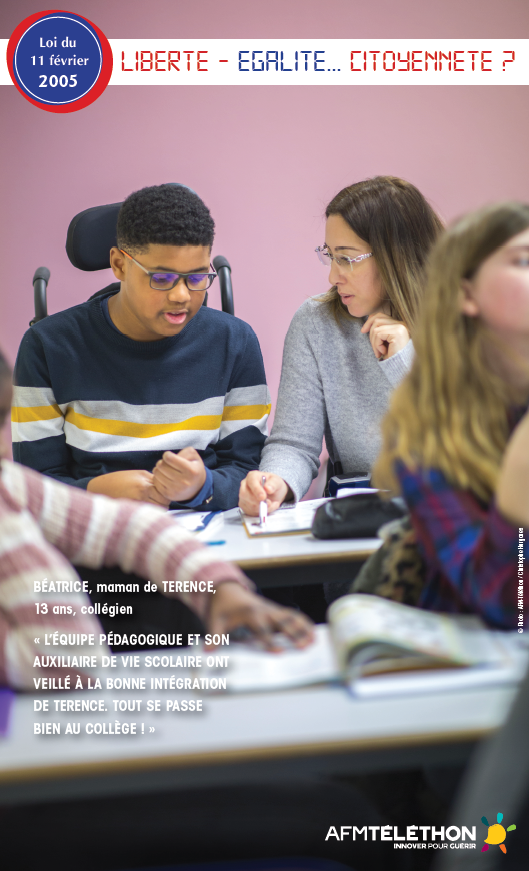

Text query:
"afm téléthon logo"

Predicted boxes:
[[325, 825, 477, 850], [325, 812, 517, 855], [481, 812, 516, 855]]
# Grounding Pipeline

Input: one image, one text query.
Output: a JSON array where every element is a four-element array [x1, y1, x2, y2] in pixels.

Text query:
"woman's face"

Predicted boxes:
[[463, 227, 529, 346], [324, 214, 388, 318]]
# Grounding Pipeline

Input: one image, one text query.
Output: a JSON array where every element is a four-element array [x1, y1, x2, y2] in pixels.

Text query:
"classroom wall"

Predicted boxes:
[[2, 0, 529, 427]]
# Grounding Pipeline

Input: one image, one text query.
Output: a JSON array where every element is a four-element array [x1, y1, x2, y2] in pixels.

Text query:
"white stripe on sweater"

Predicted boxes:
[[41, 473, 71, 547], [70, 493, 123, 567]]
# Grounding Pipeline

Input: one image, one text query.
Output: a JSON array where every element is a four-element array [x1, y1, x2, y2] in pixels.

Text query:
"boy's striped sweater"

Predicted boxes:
[[12, 292, 270, 510]]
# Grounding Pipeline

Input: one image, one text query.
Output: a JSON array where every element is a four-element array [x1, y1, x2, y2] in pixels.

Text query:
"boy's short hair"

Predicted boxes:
[[116, 184, 215, 252]]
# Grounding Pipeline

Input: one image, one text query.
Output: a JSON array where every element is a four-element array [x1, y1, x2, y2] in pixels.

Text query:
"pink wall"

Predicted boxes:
[[2, 0, 529, 440]]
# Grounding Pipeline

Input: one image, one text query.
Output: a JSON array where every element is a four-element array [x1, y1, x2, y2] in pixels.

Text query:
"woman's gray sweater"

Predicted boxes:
[[260, 296, 414, 500]]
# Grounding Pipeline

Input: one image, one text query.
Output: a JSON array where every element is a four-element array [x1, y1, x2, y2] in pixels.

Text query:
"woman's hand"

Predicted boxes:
[[361, 312, 410, 360], [207, 582, 314, 650], [239, 470, 292, 515], [496, 409, 529, 527]]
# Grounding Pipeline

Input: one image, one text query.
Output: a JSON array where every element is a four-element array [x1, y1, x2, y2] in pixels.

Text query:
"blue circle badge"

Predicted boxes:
[[7, 10, 113, 113]]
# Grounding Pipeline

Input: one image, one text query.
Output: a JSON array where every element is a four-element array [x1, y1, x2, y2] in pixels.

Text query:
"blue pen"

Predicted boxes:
[[198, 511, 221, 531], [206, 540, 226, 546]]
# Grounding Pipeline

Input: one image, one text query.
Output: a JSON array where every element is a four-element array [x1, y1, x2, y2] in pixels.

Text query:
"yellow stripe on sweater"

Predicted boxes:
[[221, 403, 271, 421], [65, 409, 223, 438], [12, 404, 63, 423], [12, 402, 271, 437]]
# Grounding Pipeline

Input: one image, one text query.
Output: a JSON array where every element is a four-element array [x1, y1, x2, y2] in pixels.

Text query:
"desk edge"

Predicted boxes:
[[0, 726, 492, 786], [235, 548, 378, 570]]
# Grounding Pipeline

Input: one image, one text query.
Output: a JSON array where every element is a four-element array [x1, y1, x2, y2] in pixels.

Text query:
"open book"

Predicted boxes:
[[198, 595, 528, 698]]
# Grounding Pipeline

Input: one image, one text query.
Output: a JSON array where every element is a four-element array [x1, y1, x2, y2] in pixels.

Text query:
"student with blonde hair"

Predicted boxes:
[[239, 176, 443, 514], [373, 201, 529, 629]]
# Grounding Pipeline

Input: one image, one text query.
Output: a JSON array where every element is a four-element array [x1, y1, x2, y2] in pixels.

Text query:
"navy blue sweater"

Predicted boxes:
[[12, 292, 270, 511]]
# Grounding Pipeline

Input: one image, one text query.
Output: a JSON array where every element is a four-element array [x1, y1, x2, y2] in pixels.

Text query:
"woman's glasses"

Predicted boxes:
[[315, 245, 373, 271], [121, 250, 217, 291]]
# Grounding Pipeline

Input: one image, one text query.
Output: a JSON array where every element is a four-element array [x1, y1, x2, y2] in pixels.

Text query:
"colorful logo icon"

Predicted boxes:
[[481, 812, 516, 854], [7, 9, 113, 112]]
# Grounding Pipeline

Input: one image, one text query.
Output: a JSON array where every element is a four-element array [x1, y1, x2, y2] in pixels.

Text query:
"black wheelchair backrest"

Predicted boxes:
[[66, 201, 122, 271]]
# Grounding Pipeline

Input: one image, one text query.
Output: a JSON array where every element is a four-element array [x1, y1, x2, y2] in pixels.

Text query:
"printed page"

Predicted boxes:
[[328, 594, 507, 672], [196, 624, 339, 691], [240, 498, 329, 537], [350, 632, 529, 698]]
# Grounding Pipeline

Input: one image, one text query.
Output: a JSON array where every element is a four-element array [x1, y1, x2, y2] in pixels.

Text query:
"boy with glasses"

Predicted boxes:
[[12, 184, 271, 511]]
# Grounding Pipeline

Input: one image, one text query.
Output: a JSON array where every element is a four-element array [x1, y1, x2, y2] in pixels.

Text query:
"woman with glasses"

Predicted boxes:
[[239, 176, 442, 517]]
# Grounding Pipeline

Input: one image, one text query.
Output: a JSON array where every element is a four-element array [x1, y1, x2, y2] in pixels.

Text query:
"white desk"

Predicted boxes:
[[200, 508, 380, 587], [0, 656, 517, 805]]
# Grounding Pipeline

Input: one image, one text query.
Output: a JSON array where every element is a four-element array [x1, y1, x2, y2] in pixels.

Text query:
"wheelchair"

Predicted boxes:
[[30, 184, 234, 326]]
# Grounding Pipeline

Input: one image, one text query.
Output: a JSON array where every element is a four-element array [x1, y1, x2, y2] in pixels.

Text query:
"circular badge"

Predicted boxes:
[[7, 10, 113, 112]]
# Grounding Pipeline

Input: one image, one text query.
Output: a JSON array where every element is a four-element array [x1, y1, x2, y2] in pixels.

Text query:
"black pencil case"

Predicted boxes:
[[311, 493, 407, 540]]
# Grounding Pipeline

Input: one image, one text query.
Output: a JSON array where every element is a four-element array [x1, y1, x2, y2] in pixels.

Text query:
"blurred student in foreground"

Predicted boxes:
[[373, 202, 529, 629], [0, 351, 312, 691]]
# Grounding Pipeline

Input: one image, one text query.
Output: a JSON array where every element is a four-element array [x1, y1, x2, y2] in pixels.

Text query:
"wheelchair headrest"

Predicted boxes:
[[65, 183, 197, 272], [66, 202, 121, 271]]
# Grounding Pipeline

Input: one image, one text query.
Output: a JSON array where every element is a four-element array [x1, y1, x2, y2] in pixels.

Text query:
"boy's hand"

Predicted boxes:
[[207, 582, 314, 651], [239, 470, 291, 516], [361, 312, 410, 360], [152, 447, 207, 503], [87, 470, 171, 506]]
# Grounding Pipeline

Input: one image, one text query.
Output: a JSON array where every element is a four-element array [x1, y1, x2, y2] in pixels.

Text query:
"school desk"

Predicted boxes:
[[0, 659, 518, 806], [201, 507, 380, 588]]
